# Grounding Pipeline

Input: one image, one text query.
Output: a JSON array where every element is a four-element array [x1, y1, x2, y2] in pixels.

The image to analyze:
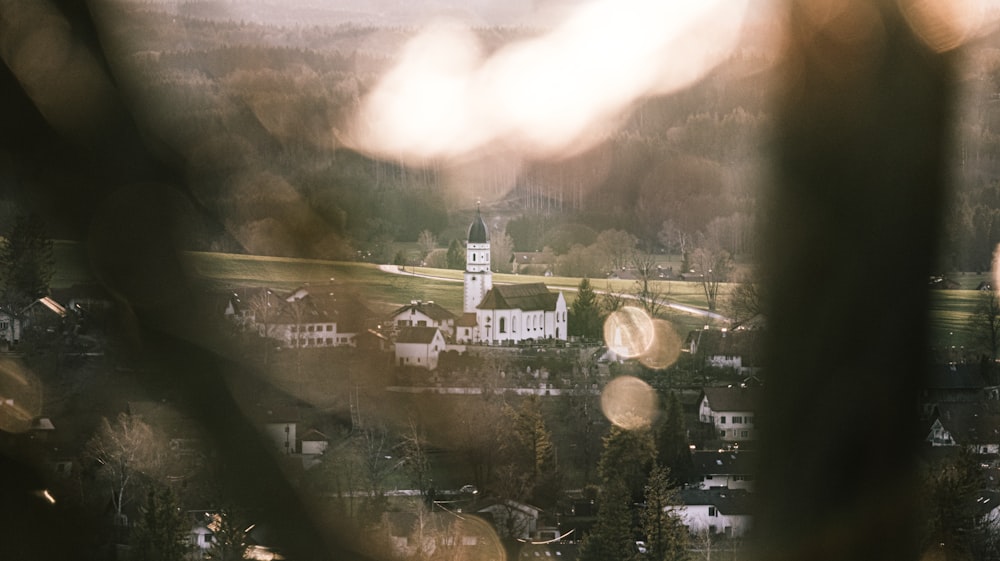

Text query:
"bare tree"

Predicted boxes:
[[971, 288, 1000, 361], [631, 252, 666, 317], [657, 219, 691, 259], [491, 232, 516, 273], [417, 229, 437, 261], [727, 271, 767, 327], [82, 413, 163, 526], [247, 289, 277, 366], [690, 241, 734, 312], [595, 229, 638, 272]]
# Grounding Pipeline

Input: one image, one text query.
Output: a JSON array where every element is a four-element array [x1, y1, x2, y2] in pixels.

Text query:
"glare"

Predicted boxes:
[[603, 306, 655, 358], [899, 0, 997, 53], [638, 319, 683, 370], [347, 0, 749, 162], [600, 375, 658, 430]]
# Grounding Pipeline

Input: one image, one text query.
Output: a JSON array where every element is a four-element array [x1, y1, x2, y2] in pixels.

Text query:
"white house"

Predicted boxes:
[[698, 387, 758, 443], [227, 285, 369, 349], [386, 301, 456, 340], [395, 327, 446, 370], [676, 489, 753, 537], [925, 402, 1000, 454], [456, 208, 568, 345]]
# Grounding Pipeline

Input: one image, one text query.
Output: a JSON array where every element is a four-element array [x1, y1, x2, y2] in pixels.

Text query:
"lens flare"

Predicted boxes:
[[346, 0, 749, 162], [600, 375, 659, 430], [639, 319, 683, 370], [603, 306, 655, 359], [0, 357, 43, 434]]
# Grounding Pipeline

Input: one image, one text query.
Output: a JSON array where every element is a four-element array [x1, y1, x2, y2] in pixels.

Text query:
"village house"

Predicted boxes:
[[395, 326, 446, 370], [691, 450, 756, 491], [685, 328, 764, 376], [698, 386, 759, 443], [676, 489, 753, 538], [386, 300, 456, 340], [226, 285, 370, 348], [925, 402, 1000, 454]]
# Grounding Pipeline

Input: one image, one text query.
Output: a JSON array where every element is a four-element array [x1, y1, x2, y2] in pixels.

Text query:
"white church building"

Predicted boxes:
[[455, 208, 568, 345]]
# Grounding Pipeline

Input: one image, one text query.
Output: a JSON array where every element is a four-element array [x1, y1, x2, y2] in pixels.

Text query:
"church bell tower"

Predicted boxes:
[[464, 207, 492, 313]]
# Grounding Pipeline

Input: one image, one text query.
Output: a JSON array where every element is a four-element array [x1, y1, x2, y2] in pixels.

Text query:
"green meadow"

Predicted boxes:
[[53, 241, 986, 350]]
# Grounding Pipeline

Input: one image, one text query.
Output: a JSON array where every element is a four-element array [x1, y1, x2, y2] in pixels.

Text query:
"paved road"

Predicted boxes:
[[376, 264, 729, 322]]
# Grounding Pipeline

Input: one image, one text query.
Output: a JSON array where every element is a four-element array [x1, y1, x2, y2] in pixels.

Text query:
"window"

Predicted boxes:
[[741, 430, 749, 438], [708, 507, 717, 517], [733, 416, 742, 424], [719, 430, 726, 438], [746, 416, 754, 425], [326, 325, 332, 331], [720, 416, 726, 424], [500, 317, 506, 333]]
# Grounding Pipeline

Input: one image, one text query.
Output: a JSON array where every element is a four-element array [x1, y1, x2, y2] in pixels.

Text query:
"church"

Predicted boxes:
[[455, 208, 568, 345]]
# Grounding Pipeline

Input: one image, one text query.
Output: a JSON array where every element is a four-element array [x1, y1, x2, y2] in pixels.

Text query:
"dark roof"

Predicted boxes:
[[396, 326, 442, 344], [272, 288, 370, 332], [457, 312, 479, 327], [678, 489, 754, 515], [468, 208, 489, 244], [478, 283, 559, 312], [691, 450, 757, 475], [388, 301, 456, 322], [686, 329, 765, 366], [701, 386, 758, 413], [926, 363, 987, 391], [933, 402, 1000, 445]]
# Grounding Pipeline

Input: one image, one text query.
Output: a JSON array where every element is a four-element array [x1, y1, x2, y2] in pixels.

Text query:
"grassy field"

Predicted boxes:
[[52, 241, 987, 349]]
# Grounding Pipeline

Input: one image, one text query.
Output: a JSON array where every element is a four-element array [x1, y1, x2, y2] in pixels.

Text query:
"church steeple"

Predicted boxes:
[[463, 205, 493, 313], [468, 205, 489, 244]]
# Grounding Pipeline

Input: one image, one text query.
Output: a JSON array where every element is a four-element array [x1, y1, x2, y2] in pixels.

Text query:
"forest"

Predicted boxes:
[[73, 1, 1000, 272]]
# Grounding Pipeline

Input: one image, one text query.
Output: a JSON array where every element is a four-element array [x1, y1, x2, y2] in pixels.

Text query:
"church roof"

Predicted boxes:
[[468, 208, 489, 243], [478, 283, 559, 312]]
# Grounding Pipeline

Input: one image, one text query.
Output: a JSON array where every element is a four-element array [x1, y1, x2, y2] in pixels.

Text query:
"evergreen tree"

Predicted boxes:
[[655, 392, 694, 485], [130, 486, 189, 561], [446, 239, 464, 270], [641, 464, 689, 561], [579, 477, 636, 561], [570, 277, 603, 340], [598, 421, 657, 502], [0, 213, 53, 314], [502, 397, 561, 508]]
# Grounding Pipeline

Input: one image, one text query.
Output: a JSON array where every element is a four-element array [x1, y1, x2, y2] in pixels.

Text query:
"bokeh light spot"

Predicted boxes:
[[0, 357, 43, 434], [639, 319, 683, 370], [601, 375, 659, 430], [603, 306, 654, 358]]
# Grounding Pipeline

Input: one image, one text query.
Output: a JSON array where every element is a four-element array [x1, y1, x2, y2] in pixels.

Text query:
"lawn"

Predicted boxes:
[[52, 242, 985, 351]]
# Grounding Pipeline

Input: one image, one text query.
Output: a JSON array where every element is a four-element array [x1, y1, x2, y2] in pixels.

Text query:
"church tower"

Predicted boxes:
[[464, 207, 492, 313]]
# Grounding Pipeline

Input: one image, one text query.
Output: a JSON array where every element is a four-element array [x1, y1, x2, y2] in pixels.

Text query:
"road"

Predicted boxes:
[[377, 264, 729, 322]]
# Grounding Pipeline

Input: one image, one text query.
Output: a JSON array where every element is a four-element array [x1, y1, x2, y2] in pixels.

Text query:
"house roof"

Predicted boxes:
[[457, 312, 478, 327], [972, 490, 1000, 517], [388, 301, 456, 322], [691, 450, 757, 475], [270, 288, 370, 332], [701, 386, 758, 413], [396, 326, 443, 344], [478, 283, 559, 312], [926, 363, 987, 391], [299, 428, 330, 442], [686, 329, 765, 367], [933, 402, 1000, 445], [679, 489, 754, 515]]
